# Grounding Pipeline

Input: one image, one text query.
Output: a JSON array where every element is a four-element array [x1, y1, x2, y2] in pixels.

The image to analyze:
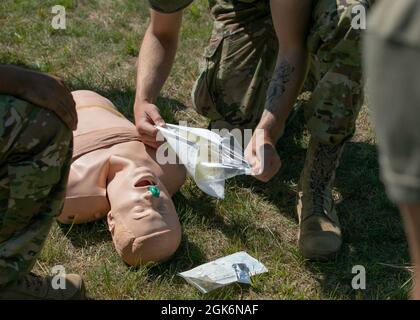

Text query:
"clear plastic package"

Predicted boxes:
[[156, 124, 251, 199]]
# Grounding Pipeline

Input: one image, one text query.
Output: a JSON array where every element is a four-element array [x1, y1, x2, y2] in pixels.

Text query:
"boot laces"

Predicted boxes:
[[310, 143, 341, 218]]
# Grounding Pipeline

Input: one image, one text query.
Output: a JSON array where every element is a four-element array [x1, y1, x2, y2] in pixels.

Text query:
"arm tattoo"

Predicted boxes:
[[265, 59, 295, 113]]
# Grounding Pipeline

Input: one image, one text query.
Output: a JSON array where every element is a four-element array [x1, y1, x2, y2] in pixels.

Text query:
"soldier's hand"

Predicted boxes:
[[20, 70, 77, 129], [134, 100, 166, 149], [245, 132, 281, 183]]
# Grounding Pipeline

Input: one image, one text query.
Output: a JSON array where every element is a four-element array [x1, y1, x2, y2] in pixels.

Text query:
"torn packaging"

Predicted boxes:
[[178, 251, 268, 293], [157, 124, 251, 199]]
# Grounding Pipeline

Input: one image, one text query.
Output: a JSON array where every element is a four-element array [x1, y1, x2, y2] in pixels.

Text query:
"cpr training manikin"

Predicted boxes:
[[58, 90, 186, 266]]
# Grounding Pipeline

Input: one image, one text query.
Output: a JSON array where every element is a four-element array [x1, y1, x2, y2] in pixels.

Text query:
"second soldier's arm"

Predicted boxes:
[[257, 0, 312, 142], [245, 0, 312, 182]]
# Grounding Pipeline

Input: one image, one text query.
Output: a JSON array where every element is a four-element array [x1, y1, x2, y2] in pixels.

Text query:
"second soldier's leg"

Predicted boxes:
[[296, 0, 373, 260]]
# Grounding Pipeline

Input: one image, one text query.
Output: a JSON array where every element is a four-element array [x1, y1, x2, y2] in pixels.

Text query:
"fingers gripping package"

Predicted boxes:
[[156, 124, 252, 199]]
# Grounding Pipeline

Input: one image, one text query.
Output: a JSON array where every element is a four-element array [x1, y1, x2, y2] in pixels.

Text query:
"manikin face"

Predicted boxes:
[[105, 154, 180, 265], [107, 159, 176, 221]]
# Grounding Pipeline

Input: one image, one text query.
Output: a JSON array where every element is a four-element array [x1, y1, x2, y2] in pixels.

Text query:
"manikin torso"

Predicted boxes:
[[58, 90, 185, 265], [59, 90, 186, 225]]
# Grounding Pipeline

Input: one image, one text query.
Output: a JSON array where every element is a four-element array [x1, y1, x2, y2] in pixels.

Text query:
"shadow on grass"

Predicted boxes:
[[230, 106, 307, 221], [58, 220, 112, 248], [57, 86, 410, 298], [225, 107, 411, 299], [305, 142, 410, 299], [145, 232, 207, 281]]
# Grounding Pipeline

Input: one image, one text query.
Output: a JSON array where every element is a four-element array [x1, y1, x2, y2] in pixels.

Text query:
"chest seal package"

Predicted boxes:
[[157, 124, 251, 199]]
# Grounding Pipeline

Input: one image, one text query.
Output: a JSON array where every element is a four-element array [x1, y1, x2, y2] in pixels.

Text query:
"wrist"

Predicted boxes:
[[135, 97, 147, 107], [134, 97, 149, 114], [256, 114, 286, 143]]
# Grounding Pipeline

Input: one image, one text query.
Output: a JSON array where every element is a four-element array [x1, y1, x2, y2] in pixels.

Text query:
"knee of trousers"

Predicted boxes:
[[305, 102, 360, 146], [304, 71, 364, 146], [305, 99, 361, 146], [306, 119, 357, 146], [108, 211, 182, 266]]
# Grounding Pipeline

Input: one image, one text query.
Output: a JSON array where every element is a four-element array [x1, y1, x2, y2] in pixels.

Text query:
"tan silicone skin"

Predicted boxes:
[[58, 90, 186, 265]]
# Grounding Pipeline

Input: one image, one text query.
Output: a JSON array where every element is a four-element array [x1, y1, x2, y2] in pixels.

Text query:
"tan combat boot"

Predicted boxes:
[[0, 272, 85, 300], [297, 137, 344, 260]]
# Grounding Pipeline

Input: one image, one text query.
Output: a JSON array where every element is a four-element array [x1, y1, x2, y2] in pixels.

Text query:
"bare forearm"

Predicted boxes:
[[400, 204, 420, 300], [133, 10, 182, 144], [135, 26, 179, 105], [257, 50, 308, 142], [257, 0, 312, 143]]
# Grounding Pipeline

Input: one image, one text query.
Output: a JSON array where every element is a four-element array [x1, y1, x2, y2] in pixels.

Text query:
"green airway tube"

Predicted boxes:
[[148, 185, 160, 198]]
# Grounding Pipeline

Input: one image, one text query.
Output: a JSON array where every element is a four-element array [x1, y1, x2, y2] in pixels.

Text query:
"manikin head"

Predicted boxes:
[[105, 150, 181, 265], [59, 90, 184, 265]]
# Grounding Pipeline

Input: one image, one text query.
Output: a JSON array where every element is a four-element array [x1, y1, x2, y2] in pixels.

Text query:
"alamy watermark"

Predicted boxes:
[[48, 3, 368, 32], [51, 5, 66, 30], [351, 265, 366, 290], [351, 5, 367, 30], [51, 265, 67, 290]]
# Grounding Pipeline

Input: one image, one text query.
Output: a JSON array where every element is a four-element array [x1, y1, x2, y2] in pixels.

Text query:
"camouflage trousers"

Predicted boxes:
[[0, 95, 73, 287], [192, 0, 374, 145]]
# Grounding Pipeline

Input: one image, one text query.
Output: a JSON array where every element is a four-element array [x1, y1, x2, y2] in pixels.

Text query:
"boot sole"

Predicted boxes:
[[298, 242, 341, 262]]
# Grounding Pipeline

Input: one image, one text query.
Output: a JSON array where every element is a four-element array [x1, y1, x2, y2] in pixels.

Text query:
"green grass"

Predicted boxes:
[[0, 0, 412, 299]]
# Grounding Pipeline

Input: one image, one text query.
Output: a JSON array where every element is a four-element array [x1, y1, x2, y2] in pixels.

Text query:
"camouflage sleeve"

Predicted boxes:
[[148, 0, 193, 13]]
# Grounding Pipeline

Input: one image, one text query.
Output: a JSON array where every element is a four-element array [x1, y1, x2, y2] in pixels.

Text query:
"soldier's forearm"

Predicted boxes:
[[259, 0, 311, 143], [257, 50, 308, 143], [135, 27, 178, 106], [399, 204, 420, 300], [134, 10, 182, 110]]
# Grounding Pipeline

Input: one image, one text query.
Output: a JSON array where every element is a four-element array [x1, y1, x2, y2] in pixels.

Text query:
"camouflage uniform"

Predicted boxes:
[[149, 0, 376, 259], [192, 0, 374, 143], [149, 0, 373, 139], [0, 95, 73, 287]]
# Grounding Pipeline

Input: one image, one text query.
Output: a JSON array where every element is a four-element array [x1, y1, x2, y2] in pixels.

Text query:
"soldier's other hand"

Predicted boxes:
[[245, 133, 281, 183], [20, 70, 76, 129], [134, 100, 166, 149]]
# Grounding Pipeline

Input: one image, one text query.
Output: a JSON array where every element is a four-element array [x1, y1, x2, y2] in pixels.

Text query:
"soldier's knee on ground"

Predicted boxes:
[[108, 210, 182, 266]]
